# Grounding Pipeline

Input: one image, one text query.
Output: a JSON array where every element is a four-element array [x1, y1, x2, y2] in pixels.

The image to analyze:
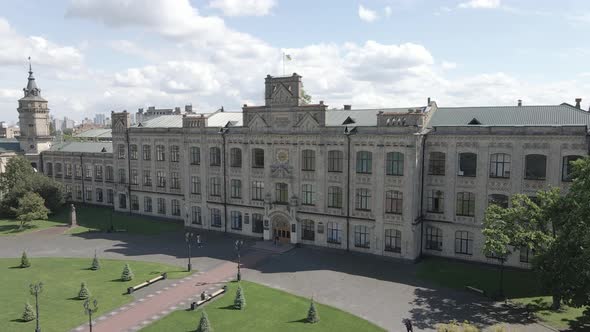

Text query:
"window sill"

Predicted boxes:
[[327, 170, 343, 173], [456, 214, 475, 217], [230, 196, 242, 199], [457, 175, 476, 178], [426, 247, 443, 252], [355, 209, 372, 212], [454, 252, 473, 256], [385, 212, 402, 215], [489, 175, 510, 179], [385, 247, 401, 253], [328, 206, 342, 209], [327, 240, 341, 245], [252, 166, 264, 169], [428, 173, 445, 176], [386, 173, 404, 177], [354, 245, 370, 249], [302, 237, 315, 241], [426, 211, 444, 214], [302, 169, 315, 172], [356, 172, 372, 175], [231, 228, 242, 231], [190, 163, 200, 166], [524, 177, 545, 181], [301, 204, 315, 207], [211, 224, 222, 228]]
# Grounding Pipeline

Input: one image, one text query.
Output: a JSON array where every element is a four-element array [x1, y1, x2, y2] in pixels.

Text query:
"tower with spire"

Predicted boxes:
[[16, 58, 52, 155]]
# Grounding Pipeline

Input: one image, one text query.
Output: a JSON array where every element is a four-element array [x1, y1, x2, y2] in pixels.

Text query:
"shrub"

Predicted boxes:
[[436, 320, 480, 332], [234, 285, 246, 310], [90, 253, 100, 271], [21, 302, 35, 322], [20, 251, 30, 268], [78, 282, 91, 300], [121, 263, 134, 281], [307, 298, 320, 324], [197, 310, 212, 332]]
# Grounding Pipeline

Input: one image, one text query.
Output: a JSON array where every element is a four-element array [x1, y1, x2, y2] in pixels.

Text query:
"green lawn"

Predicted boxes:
[[142, 281, 385, 332], [416, 256, 588, 330], [0, 204, 183, 236], [1, 257, 191, 332]]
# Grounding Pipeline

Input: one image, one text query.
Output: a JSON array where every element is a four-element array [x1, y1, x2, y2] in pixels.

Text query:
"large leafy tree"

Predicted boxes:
[[11, 191, 49, 229]]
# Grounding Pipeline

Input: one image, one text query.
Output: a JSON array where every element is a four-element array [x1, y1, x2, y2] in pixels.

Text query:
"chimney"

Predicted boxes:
[[427, 97, 431, 105], [575, 98, 582, 109], [517, 99, 522, 107], [344, 105, 352, 110]]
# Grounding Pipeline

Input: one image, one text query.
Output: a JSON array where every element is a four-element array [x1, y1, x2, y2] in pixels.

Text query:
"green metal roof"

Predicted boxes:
[[429, 104, 590, 127], [0, 138, 21, 153], [49, 142, 112, 153], [74, 128, 112, 138]]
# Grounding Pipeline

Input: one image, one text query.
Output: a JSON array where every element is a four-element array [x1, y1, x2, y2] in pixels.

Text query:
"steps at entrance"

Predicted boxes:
[[251, 241, 295, 254]]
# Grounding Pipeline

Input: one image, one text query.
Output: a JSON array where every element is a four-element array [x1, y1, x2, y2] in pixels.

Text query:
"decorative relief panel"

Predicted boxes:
[[489, 142, 513, 148], [427, 177, 445, 186], [301, 171, 315, 181], [427, 141, 448, 147], [385, 177, 403, 186], [352, 210, 374, 219], [488, 179, 511, 191], [328, 174, 343, 183], [456, 177, 476, 188], [270, 163, 293, 179], [523, 180, 547, 191], [455, 216, 475, 223], [425, 213, 445, 221], [456, 142, 479, 148], [384, 214, 402, 222], [355, 175, 372, 185], [251, 168, 264, 178], [524, 142, 550, 149]]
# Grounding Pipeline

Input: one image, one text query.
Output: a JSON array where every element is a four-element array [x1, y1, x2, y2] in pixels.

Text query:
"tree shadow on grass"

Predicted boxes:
[[9, 265, 24, 269], [218, 305, 238, 310], [562, 313, 590, 332], [10, 318, 27, 323], [524, 298, 590, 332], [287, 318, 308, 324]]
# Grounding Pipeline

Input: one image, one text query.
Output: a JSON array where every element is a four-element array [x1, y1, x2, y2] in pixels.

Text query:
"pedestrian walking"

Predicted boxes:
[[402, 318, 413, 332]]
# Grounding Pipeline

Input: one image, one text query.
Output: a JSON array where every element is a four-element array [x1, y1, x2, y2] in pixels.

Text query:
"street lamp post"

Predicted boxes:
[[83, 298, 98, 332], [30, 282, 43, 332], [185, 232, 194, 272], [235, 239, 244, 281]]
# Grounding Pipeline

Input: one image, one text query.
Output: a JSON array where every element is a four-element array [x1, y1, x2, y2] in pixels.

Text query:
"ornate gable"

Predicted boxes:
[[295, 112, 320, 130], [271, 83, 294, 106], [113, 119, 126, 133], [247, 113, 270, 129]]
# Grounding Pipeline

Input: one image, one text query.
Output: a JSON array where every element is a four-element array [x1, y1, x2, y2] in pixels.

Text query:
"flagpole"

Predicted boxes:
[[282, 52, 285, 75]]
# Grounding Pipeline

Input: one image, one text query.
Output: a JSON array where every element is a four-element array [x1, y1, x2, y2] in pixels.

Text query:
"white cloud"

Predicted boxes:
[[458, 0, 501, 9], [384, 6, 392, 17], [208, 0, 276, 17], [358, 5, 379, 22], [441, 61, 457, 70]]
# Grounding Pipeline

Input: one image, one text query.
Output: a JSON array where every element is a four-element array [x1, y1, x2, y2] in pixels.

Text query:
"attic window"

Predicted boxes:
[[137, 123, 143, 127], [101, 147, 107, 153], [468, 118, 481, 125], [342, 116, 355, 125]]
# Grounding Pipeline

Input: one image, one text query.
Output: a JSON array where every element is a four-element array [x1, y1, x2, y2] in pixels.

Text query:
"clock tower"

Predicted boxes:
[[16, 60, 52, 155]]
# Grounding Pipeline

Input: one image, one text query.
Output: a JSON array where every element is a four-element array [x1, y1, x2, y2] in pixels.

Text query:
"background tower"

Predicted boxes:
[[16, 59, 52, 155]]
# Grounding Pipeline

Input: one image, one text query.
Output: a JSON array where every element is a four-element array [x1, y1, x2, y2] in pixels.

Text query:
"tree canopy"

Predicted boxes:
[[12, 191, 49, 229]]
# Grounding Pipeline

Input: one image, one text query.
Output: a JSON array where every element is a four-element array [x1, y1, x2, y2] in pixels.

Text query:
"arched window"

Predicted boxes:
[[209, 147, 221, 166], [385, 190, 403, 214], [489, 194, 509, 208], [252, 148, 264, 168], [525, 154, 547, 180], [562, 155, 582, 181], [455, 231, 473, 255], [386, 152, 404, 176], [46, 162, 53, 176], [156, 145, 165, 161], [490, 153, 511, 178], [302, 220, 315, 241], [230, 148, 242, 168], [425, 226, 443, 251], [384, 229, 401, 253], [356, 151, 372, 174], [118, 144, 126, 159], [190, 147, 200, 165], [302, 149, 316, 171], [458, 152, 477, 177], [428, 152, 445, 175], [328, 150, 343, 172]]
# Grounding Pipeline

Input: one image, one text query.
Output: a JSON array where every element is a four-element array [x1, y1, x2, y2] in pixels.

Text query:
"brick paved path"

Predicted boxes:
[[71, 249, 270, 332]]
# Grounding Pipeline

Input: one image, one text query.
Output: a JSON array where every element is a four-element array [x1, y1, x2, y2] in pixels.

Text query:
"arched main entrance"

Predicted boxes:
[[271, 214, 291, 243]]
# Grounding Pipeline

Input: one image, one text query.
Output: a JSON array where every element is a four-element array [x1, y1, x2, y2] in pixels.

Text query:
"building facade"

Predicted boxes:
[[15, 69, 590, 268]]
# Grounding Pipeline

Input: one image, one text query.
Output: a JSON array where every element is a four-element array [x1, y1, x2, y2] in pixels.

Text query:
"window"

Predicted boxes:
[[65, 163, 72, 177], [490, 153, 511, 178], [119, 194, 127, 209], [427, 190, 444, 213], [209, 147, 221, 166], [144, 197, 152, 212], [85, 165, 92, 179], [456, 192, 475, 217], [458, 152, 477, 177], [75, 164, 82, 178], [143, 145, 151, 160], [302, 150, 315, 171], [143, 170, 152, 186], [384, 229, 402, 253], [118, 144, 126, 159], [106, 189, 114, 204], [169, 145, 179, 162], [171, 199, 180, 216], [76, 186, 82, 200], [105, 166, 113, 181], [354, 225, 370, 248], [327, 186, 343, 208], [275, 183, 288, 203], [156, 145, 166, 161], [191, 176, 201, 194], [385, 190, 403, 214], [455, 231, 473, 255], [170, 172, 180, 189], [386, 152, 404, 176], [562, 155, 582, 181], [525, 154, 547, 180], [426, 226, 443, 251], [489, 194, 509, 208], [118, 168, 126, 184], [251, 181, 264, 201], [157, 171, 166, 188], [356, 151, 372, 174], [230, 179, 242, 198], [328, 150, 343, 172], [96, 188, 103, 202], [230, 148, 242, 167], [157, 198, 166, 214], [85, 188, 92, 201], [130, 144, 138, 160], [520, 247, 534, 263], [210, 177, 221, 197], [190, 147, 200, 165], [428, 152, 445, 175], [327, 222, 342, 244], [130, 169, 138, 185], [191, 206, 202, 224], [55, 163, 62, 177], [302, 184, 314, 205], [95, 165, 103, 180], [252, 213, 263, 233], [211, 208, 222, 228], [355, 188, 371, 211], [231, 211, 242, 230], [299, 220, 314, 241], [130, 195, 139, 211], [252, 148, 264, 168], [46, 162, 53, 176]]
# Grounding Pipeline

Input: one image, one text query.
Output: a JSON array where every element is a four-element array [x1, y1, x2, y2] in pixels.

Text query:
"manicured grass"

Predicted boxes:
[[1, 257, 191, 332], [0, 204, 183, 236], [142, 281, 385, 332], [416, 256, 588, 330]]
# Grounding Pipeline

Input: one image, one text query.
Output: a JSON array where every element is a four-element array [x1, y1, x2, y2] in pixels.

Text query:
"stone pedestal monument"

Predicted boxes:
[[70, 204, 77, 227]]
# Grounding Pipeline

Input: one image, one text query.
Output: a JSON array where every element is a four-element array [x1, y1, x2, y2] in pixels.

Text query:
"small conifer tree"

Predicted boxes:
[[307, 298, 320, 324], [78, 282, 91, 300], [20, 251, 30, 268], [121, 263, 134, 281], [21, 302, 36, 322], [197, 310, 212, 332], [233, 285, 246, 310], [90, 252, 100, 271]]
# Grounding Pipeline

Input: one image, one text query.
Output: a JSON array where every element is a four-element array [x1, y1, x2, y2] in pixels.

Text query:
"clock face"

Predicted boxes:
[[277, 150, 289, 163]]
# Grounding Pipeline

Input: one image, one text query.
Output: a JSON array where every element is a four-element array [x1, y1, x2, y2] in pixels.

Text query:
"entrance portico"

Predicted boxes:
[[264, 211, 296, 244]]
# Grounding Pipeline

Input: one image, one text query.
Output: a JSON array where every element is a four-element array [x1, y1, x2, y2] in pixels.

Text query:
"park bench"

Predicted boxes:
[[465, 285, 486, 296], [190, 285, 227, 310], [127, 272, 167, 294]]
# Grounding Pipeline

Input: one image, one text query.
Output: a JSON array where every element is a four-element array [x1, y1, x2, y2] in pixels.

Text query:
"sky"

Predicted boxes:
[[1, 0, 590, 123]]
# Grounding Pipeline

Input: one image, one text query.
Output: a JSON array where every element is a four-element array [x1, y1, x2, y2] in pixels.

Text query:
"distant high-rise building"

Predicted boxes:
[[94, 113, 106, 126], [63, 116, 75, 130]]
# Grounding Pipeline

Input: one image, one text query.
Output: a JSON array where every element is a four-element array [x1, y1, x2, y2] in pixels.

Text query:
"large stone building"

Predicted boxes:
[[14, 67, 590, 268]]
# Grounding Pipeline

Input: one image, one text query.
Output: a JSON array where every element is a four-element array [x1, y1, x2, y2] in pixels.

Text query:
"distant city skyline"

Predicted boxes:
[[1, 0, 590, 123]]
